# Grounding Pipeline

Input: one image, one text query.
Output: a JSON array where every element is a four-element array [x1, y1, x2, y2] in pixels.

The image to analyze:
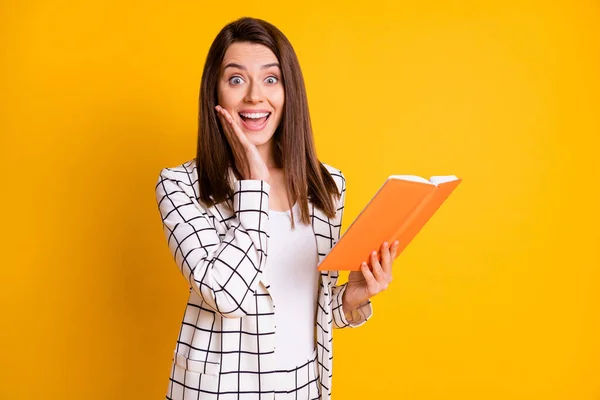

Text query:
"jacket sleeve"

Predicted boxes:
[[155, 167, 270, 319], [329, 169, 374, 328]]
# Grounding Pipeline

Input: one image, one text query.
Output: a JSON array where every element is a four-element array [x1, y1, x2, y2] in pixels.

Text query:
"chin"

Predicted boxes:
[[248, 137, 275, 149], [244, 130, 276, 148]]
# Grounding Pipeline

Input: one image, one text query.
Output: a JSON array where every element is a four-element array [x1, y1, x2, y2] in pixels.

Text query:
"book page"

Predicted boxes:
[[429, 175, 459, 185], [389, 175, 458, 186], [389, 175, 432, 184]]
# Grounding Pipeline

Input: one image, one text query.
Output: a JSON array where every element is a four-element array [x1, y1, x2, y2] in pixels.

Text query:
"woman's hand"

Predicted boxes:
[[342, 240, 399, 313], [215, 105, 270, 182]]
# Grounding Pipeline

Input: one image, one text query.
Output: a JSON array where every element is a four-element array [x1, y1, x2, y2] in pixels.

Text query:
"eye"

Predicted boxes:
[[265, 76, 279, 84], [229, 76, 244, 85]]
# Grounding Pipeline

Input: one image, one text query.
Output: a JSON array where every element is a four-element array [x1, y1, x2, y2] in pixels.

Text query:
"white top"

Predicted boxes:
[[264, 202, 319, 370]]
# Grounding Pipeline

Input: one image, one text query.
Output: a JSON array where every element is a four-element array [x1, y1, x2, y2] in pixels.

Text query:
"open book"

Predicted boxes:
[[317, 174, 462, 271]]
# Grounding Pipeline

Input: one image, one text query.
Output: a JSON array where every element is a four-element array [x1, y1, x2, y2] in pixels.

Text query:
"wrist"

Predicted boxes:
[[342, 288, 360, 314], [250, 173, 271, 183]]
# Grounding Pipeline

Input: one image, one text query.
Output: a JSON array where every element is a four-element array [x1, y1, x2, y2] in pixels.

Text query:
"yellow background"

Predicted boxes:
[[2, 0, 599, 399]]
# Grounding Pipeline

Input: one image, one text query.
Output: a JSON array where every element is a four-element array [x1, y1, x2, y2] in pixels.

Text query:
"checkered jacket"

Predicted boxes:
[[154, 159, 373, 399]]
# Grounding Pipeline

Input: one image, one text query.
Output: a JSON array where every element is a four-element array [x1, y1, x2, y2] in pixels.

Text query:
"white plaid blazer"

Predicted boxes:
[[155, 159, 373, 400]]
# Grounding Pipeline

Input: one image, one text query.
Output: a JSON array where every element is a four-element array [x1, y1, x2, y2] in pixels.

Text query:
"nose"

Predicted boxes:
[[244, 81, 264, 104]]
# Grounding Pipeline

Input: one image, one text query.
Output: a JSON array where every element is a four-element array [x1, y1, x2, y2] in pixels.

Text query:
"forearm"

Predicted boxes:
[[156, 168, 271, 318]]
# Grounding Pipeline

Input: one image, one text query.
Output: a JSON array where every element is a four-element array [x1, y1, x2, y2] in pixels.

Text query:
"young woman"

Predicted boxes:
[[155, 17, 397, 400]]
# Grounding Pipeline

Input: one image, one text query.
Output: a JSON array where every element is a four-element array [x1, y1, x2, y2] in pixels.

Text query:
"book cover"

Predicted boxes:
[[317, 175, 462, 271]]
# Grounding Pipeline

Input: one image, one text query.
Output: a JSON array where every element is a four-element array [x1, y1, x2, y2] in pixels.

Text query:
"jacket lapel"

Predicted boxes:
[[309, 203, 336, 286]]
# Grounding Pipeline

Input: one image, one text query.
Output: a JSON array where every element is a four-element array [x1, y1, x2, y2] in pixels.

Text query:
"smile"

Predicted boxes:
[[239, 112, 271, 132]]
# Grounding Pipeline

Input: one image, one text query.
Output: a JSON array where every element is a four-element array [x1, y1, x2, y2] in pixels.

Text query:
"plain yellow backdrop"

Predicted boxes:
[[1, 0, 599, 399]]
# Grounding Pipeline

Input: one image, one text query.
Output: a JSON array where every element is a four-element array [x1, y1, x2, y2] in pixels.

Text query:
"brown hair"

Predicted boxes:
[[196, 17, 340, 225]]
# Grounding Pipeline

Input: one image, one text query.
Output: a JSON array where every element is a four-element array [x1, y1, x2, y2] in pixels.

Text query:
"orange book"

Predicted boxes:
[[318, 175, 462, 271]]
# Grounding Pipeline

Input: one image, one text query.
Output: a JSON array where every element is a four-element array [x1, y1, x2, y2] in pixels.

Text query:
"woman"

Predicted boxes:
[[155, 17, 398, 400]]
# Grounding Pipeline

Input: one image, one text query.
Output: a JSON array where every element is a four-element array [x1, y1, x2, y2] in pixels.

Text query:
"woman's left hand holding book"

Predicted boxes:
[[342, 240, 399, 314]]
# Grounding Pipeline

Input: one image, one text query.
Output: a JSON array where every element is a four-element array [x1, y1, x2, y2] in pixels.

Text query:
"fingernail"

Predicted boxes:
[[372, 251, 377, 256], [383, 242, 388, 247]]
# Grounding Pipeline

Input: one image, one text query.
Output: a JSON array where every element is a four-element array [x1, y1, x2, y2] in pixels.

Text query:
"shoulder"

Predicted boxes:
[[321, 162, 346, 195], [155, 159, 200, 203], [156, 158, 197, 184], [322, 163, 343, 179]]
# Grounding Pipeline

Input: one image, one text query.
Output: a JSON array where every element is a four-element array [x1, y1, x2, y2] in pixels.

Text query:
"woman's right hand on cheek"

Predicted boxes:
[[215, 105, 271, 183]]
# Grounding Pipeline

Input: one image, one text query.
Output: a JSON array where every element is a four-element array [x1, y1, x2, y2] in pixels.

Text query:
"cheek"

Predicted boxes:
[[216, 88, 224, 106], [217, 86, 237, 108], [216, 92, 228, 107], [273, 89, 285, 112]]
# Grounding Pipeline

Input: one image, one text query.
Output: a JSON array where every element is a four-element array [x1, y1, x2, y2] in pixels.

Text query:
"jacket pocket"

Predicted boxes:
[[173, 350, 220, 376]]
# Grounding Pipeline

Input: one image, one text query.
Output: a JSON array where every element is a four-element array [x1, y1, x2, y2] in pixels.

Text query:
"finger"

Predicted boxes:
[[390, 240, 400, 260], [370, 251, 386, 287], [360, 262, 379, 294], [215, 107, 250, 177], [215, 107, 235, 140], [380, 242, 391, 275], [385, 241, 399, 284], [219, 107, 251, 147], [215, 106, 237, 139]]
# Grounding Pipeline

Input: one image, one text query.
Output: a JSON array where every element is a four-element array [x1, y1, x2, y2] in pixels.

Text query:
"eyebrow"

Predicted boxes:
[[223, 62, 281, 71]]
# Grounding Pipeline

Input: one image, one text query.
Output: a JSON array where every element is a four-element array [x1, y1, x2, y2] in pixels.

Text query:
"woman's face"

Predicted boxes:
[[217, 42, 285, 149]]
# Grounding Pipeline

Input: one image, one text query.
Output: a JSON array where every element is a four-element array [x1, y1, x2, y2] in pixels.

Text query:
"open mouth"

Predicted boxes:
[[238, 112, 271, 131]]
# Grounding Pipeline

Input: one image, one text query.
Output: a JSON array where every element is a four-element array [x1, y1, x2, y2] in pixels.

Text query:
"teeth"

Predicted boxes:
[[240, 112, 270, 119]]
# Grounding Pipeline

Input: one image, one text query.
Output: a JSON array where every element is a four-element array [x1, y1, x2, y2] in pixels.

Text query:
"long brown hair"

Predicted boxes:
[[196, 17, 340, 225]]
